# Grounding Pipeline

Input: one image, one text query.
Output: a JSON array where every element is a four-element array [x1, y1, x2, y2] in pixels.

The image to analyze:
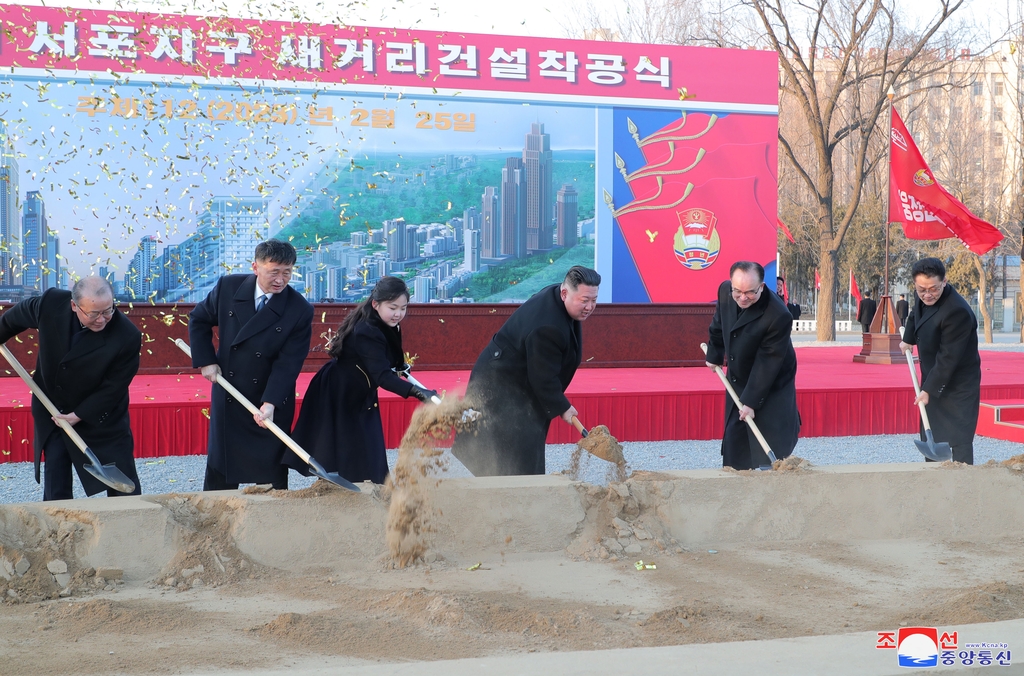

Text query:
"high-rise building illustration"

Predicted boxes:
[[165, 196, 269, 301], [463, 206, 480, 232], [480, 186, 499, 258], [127, 235, 159, 299], [500, 157, 526, 259], [556, 184, 579, 249], [464, 228, 480, 272], [523, 122, 553, 252], [42, 227, 60, 291], [385, 217, 408, 262], [413, 275, 435, 302], [0, 131, 20, 287], [21, 190, 44, 292]]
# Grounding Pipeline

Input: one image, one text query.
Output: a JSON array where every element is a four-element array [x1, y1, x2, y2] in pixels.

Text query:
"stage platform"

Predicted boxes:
[[1, 347, 1023, 463]]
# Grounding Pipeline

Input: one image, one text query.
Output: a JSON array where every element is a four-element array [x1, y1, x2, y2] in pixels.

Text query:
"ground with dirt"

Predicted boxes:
[[2, 461, 1024, 675]]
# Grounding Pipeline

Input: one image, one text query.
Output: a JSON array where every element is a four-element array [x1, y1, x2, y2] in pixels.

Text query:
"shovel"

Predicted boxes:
[[394, 368, 481, 423], [174, 339, 360, 492], [898, 330, 953, 462], [700, 343, 778, 466], [0, 343, 136, 493], [402, 372, 443, 405], [570, 415, 625, 465]]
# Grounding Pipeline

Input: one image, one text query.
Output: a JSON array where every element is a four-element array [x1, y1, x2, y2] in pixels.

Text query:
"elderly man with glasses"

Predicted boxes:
[[0, 276, 142, 500], [898, 257, 981, 464], [705, 261, 800, 470]]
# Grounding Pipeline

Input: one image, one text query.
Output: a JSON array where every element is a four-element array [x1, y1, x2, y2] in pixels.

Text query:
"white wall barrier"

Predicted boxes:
[[792, 320, 853, 333]]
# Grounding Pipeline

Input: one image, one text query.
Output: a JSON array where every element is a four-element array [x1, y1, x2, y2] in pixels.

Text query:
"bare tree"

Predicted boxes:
[[750, 0, 972, 340]]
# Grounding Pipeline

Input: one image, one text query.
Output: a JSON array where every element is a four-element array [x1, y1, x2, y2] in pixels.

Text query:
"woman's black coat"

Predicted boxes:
[[288, 313, 414, 484]]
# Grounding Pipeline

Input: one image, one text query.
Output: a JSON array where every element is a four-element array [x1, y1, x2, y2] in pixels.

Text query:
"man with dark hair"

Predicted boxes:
[[896, 293, 909, 324], [453, 265, 600, 476], [189, 239, 314, 490], [898, 257, 981, 464], [857, 289, 877, 333], [706, 261, 800, 470], [0, 276, 142, 500]]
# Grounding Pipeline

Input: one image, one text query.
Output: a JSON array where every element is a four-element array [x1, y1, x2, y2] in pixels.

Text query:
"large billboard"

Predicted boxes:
[[0, 4, 778, 303]]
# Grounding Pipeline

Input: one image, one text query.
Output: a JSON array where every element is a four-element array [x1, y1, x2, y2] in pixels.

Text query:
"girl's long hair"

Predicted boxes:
[[327, 276, 409, 359]]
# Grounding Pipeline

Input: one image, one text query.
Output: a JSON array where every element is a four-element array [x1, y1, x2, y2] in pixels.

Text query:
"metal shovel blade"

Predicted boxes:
[[306, 457, 360, 492], [82, 452, 136, 493], [914, 429, 953, 463]]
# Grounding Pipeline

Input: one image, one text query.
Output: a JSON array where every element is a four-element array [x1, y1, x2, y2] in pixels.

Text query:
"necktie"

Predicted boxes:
[[257, 294, 268, 311]]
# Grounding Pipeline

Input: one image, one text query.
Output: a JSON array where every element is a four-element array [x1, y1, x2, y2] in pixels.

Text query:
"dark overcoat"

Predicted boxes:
[[0, 289, 141, 494], [901, 284, 980, 463], [706, 280, 800, 469], [452, 283, 581, 476], [288, 313, 414, 484], [189, 274, 313, 484], [896, 298, 910, 324], [858, 297, 877, 331]]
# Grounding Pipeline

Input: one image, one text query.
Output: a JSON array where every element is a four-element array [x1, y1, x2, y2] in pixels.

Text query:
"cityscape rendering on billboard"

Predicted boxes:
[[0, 4, 778, 303]]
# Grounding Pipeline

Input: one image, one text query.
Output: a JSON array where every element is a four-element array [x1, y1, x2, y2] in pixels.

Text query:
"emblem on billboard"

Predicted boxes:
[[913, 169, 934, 187], [674, 208, 719, 270]]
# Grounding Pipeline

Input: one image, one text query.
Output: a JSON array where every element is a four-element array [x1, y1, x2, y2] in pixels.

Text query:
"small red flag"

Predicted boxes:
[[889, 107, 1003, 255], [777, 218, 796, 244], [850, 269, 862, 304], [814, 268, 820, 290]]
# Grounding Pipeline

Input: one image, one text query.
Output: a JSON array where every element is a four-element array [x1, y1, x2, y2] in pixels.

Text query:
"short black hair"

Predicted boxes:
[[864, 289, 871, 297], [729, 261, 764, 283], [563, 266, 601, 290], [254, 239, 297, 266], [899, 293, 906, 299], [911, 257, 946, 281]]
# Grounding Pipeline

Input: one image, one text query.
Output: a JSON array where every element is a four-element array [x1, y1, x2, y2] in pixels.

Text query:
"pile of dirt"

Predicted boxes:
[[773, 456, 812, 471], [901, 582, 1024, 626], [566, 475, 685, 562], [568, 425, 629, 482], [385, 396, 480, 567], [44, 598, 206, 639], [0, 507, 96, 604], [151, 494, 268, 591], [1001, 454, 1024, 471]]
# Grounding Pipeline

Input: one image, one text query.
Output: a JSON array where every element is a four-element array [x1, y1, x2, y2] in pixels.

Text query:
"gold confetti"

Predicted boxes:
[[646, 230, 658, 242]]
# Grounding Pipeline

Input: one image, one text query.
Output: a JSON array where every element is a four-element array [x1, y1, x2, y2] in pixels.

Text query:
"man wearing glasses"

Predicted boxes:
[[706, 261, 800, 470], [0, 276, 142, 500], [898, 257, 981, 464], [189, 240, 313, 491]]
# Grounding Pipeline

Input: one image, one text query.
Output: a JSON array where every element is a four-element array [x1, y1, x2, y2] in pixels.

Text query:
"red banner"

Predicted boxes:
[[888, 107, 1003, 255], [0, 4, 778, 108], [850, 268, 862, 304]]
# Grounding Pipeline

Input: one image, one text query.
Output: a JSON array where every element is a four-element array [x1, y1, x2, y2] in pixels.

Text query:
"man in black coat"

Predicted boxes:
[[857, 289, 877, 333], [706, 261, 800, 470], [898, 257, 981, 464], [895, 293, 910, 324], [189, 240, 314, 490], [0, 277, 142, 500], [452, 266, 600, 476]]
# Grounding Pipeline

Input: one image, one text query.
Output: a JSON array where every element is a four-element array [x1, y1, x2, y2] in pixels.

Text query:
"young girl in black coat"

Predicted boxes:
[[288, 277, 436, 484]]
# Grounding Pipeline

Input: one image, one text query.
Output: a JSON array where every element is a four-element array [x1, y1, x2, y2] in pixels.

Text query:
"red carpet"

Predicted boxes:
[[2, 347, 1023, 463]]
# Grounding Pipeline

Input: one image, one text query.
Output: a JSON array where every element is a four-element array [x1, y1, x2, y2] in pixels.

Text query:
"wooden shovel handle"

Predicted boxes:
[[570, 415, 588, 437], [700, 343, 777, 462]]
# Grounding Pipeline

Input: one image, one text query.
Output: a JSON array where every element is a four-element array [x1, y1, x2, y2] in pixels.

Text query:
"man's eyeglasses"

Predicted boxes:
[[731, 284, 763, 299], [76, 304, 116, 320], [914, 283, 945, 297]]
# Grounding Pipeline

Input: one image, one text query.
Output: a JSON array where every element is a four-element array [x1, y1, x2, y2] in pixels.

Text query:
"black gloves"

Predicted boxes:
[[409, 385, 438, 403]]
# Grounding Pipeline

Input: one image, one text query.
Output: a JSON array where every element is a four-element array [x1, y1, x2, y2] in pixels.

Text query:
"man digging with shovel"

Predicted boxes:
[[898, 257, 981, 465], [452, 266, 603, 476], [706, 261, 800, 470]]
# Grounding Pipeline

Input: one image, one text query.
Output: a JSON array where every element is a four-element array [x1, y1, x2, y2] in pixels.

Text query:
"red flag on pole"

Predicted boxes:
[[814, 268, 820, 290], [850, 269, 862, 304], [777, 218, 796, 244], [889, 107, 1003, 255]]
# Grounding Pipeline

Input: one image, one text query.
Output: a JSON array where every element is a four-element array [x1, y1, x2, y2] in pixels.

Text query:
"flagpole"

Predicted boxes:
[[884, 85, 894, 297]]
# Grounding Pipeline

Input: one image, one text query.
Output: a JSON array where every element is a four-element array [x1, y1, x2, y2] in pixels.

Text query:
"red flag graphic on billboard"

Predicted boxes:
[[850, 269, 862, 304], [888, 107, 1003, 255]]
